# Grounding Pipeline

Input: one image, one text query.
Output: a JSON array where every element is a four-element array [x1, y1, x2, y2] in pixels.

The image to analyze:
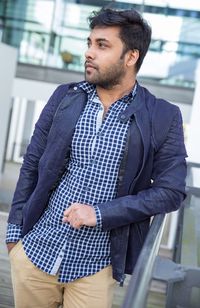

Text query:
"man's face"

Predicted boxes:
[[85, 26, 127, 89]]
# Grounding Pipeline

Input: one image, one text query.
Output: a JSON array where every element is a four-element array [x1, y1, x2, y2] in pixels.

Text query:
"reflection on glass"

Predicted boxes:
[[0, 0, 200, 86]]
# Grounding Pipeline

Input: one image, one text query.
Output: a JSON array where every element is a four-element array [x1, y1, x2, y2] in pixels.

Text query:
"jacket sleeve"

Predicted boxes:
[[7, 84, 68, 225], [97, 108, 187, 231]]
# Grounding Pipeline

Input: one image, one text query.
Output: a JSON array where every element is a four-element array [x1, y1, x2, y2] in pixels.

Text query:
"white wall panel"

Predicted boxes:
[[0, 43, 17, 173]]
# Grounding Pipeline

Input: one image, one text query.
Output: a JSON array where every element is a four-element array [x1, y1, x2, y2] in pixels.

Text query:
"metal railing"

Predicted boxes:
[[122, 162, 200, 308], [122, 213, 166, 308]]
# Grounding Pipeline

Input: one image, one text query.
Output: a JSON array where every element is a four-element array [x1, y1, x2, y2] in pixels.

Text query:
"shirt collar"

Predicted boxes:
[[79, 81, 137, 102], [79, 81, 95, 95]]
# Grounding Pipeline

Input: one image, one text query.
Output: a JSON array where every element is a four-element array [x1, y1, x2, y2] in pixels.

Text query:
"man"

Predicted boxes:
[[6, 8, 187, 308]]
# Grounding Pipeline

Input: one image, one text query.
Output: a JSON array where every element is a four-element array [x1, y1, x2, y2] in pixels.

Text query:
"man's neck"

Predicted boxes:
[[96, 79, 136, 108]]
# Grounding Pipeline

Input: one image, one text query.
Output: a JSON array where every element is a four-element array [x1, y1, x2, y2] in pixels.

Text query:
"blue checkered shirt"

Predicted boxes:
[[6, 81, 136, 282]]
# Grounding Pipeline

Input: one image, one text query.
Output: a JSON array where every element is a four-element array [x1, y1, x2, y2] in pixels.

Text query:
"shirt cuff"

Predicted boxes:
[[6, 223, 22, 243], [93, 205, 102, 229]]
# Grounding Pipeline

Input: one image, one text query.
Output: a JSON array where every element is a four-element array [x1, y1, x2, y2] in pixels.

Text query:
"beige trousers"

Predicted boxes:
[[9, 241, 116, 308]]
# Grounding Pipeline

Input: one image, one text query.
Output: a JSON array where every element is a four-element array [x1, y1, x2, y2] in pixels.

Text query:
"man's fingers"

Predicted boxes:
[[71, 217, 82, 229], [62, 204, 83, 227], [63, 203, 80, 217], [62, 203, 96, 228], [63, 215, 83, 229]]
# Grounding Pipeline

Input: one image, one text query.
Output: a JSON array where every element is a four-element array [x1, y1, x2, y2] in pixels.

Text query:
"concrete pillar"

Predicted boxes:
[[0, 43, 17, 173]]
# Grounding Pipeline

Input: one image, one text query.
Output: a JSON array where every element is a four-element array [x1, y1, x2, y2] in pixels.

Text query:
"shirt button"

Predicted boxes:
[[120, 114, 126, 120]]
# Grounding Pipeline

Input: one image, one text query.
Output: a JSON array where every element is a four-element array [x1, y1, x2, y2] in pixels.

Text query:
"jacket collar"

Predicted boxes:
[[118, 83, 148, 123]]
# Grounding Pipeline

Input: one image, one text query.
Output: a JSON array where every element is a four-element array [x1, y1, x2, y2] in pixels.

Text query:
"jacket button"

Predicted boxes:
[[73, 86, 78, 90]]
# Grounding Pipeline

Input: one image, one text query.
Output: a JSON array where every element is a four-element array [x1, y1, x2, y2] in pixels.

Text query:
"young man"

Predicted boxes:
[[6, 8, 187, 308]]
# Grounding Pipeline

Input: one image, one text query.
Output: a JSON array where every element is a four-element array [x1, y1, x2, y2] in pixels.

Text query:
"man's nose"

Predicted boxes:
[[85, 46, 95, 59]]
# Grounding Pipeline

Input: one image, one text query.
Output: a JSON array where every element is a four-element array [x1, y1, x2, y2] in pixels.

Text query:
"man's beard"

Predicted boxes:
[[85, 59, 126, 90]]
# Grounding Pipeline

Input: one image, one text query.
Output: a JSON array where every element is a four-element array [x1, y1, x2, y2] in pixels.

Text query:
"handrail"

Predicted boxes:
[[186, 161, 200, 196], [174, 185, 200, 264], [187, 162, 200, 169], [186, 186, 200, 197], [122, 213, 166, 308]]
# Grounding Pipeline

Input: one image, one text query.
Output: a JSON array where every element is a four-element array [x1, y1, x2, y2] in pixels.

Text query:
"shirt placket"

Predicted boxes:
[[91, 97, 104, 157]]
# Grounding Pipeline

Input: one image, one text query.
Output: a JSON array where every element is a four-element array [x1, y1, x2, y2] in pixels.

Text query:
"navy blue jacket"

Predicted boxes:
[[8, 82, 187, 283]]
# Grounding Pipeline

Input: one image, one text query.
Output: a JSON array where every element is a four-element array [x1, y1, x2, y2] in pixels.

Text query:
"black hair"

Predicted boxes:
[[88, 8, 152, 72]]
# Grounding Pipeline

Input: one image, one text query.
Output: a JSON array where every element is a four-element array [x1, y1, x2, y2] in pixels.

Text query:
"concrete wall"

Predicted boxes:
[[12, 78, 58, 101], [0, 43, 17, 173]]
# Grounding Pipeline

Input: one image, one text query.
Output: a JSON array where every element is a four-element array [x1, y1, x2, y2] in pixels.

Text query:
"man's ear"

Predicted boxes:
[[126, 49, 139, 67]]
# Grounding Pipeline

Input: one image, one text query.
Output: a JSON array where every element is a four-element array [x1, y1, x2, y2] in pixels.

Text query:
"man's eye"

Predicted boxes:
[[99, 43, 106, 48]]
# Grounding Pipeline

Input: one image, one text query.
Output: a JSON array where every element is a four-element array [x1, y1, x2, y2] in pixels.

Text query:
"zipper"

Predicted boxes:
[[117, 124, 131, 195]]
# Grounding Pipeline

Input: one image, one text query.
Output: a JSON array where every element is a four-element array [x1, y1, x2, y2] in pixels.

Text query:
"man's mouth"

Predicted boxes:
[[85, 62, 97, 70]]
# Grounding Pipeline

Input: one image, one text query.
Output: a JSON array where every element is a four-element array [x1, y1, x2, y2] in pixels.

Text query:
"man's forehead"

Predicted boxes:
[[88, 26, 121, 41]]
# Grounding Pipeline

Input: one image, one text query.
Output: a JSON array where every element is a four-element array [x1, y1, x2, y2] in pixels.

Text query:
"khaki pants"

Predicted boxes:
[[10, 241, 116, 308]]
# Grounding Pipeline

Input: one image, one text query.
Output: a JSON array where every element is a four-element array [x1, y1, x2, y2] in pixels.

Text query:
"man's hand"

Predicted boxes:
[[62, 203, 97, 229], [7, 242, 18, 254]]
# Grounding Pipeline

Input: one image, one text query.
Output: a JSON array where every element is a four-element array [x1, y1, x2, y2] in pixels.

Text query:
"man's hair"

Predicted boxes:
[[88, 8, 152, 72]]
